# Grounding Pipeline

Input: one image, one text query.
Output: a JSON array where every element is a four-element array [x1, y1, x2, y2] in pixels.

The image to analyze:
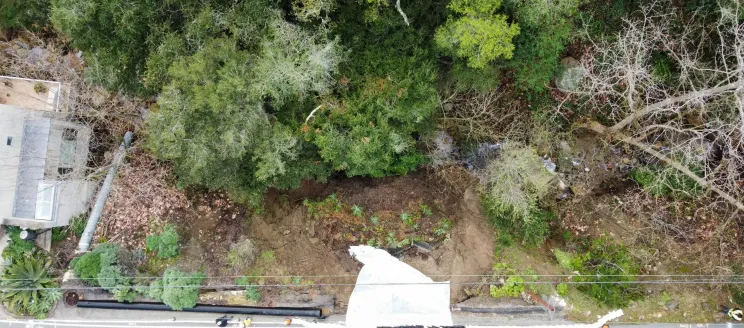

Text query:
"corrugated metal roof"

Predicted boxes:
[[12, 118, 51, 218]]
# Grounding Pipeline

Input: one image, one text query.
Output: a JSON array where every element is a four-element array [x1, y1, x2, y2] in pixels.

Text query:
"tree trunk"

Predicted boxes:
[[577, 120, 744, 213]]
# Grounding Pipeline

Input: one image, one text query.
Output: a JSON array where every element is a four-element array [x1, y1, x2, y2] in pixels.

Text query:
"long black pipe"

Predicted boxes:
[[77, 300, 323, 318]]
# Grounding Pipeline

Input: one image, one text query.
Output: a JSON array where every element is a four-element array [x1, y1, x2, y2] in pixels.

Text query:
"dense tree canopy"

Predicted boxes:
[[31, 0, 624, 204], [435, 0, 520, 69]]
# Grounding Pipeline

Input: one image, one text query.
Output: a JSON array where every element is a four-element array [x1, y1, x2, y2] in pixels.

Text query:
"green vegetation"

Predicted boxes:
[[68, 243, 138, 302], [435, 0, 520, 69], [556, 282, 569, 297], [3, 227, 36, 263], [68, 215, 88, 237], [489, 275, 525, 298], [352, 205, 364, 218], [481, 143, 556, 245], [0, 254, 60, 318], [304, 193, 344, 218], [630, 165, 704, 200], [506, 0, 577, 92], [52, 214, 87, 243], [434, 218, 453, 237], [148, 268, 205, 311], [5, 0, 738, 321], [0, 0, 50, 30], [146, 225, 180, 259], [98, 265, 137, 302], [235, 276, 261, 302], [259, 250, 276, 262], [554, 238, 644, 307], [70, 243, 119, 284]]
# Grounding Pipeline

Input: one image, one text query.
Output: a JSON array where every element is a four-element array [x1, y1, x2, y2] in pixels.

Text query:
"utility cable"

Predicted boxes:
[[3, 273, 744, 282], [5, 279, 744, 291]]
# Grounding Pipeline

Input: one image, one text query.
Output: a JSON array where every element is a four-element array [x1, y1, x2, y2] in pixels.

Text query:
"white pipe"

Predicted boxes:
[[76, 131, 133, 253]]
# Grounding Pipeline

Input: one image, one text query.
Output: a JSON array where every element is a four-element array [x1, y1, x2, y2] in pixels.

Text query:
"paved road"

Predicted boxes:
[[1, 305, 744, 328]]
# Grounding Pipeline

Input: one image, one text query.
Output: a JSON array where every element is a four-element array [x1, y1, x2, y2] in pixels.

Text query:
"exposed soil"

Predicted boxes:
[[78, 151, 498, 311], [404, 187, 495, 302], [252, 173, 496, 307], [170, 192, 248, 280]]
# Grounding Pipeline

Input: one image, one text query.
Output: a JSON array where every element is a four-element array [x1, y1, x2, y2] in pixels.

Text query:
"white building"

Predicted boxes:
[[0, 75, 95, 229]]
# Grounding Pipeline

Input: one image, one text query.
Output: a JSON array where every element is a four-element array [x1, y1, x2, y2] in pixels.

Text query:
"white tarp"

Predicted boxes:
[[345, 245, 453, 328]]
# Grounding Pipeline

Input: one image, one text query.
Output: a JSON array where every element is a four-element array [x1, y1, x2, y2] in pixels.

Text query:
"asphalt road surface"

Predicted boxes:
[[1, 306, 743, 328]]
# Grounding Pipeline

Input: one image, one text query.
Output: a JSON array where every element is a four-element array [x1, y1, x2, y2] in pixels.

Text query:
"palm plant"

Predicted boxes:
[[0, 253, 58, 317]]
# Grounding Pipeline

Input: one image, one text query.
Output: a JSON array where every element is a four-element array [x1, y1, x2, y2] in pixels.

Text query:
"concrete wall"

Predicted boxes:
[[1, 180, 96, 229], [55, 180, 96, 227], [0, 105, 32, 219], [44, 120, 91, 180]]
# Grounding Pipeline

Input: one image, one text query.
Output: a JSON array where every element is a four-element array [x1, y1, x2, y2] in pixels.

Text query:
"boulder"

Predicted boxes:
[[555, 57, 587, 92]]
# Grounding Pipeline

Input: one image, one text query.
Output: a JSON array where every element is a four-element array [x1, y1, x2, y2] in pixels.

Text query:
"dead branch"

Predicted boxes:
[[440, 88, 531, 142], [571, 0, 744, 213], [577, 120, 744, 213], [396, 0, 410, 26]]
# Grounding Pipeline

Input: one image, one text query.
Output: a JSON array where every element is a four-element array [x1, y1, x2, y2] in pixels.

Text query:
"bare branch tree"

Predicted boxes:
[[572, 0, 744, 213], [441, 88, 531, 142]]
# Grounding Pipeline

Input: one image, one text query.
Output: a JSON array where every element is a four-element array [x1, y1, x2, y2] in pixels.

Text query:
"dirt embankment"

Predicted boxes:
[[253, 174, 495, 305], [72, 150, 497, 310]]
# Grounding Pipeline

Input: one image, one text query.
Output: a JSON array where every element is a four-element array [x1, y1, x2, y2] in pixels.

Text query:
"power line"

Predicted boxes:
[[2, 273, 744, 282], [5, 279, 744, 291]]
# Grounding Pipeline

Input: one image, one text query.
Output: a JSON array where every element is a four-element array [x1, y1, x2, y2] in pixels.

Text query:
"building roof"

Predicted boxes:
[[13, 118, 51, 219], [0, 76, 92, 227]]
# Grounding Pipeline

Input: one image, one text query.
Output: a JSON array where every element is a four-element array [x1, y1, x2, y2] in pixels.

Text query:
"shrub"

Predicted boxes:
[[481, 143, 556, 245], [51, 227, 66, 243], [0, 253, 59, 318], [556, 283, 569, 297], [433, 219, 453, 237], [70, 243, 120, 286], [98, 265, 136, 302], [235, 276, 261, 302], [148, 268, 204, 311], [489, 276, 525, 298], [52, 213, 87, 242], [259, 250, 276, 262], [630, 165, 703, 200], [352, 205, 364, 218], [68, 214, 88, 237], [146, 225, 180, 259], [227, 239, 257, 272], [70, 252, 102, 284], [2, 227, 36, 263], [556, 238, 644, 307]]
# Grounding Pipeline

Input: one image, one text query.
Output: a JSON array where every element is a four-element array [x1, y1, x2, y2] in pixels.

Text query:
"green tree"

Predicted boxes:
[[435, 0, 520, 69], [309, 64, 438, 177], [292, 0, 335, 21], [146, 29, 339, 203], [51, 0, 163, 93], [0, 0, 50, 30], [504, 0, 578, 92], [252, 21, 343, 107], [148, 268, 204, 311], [50, 0, 278, 94]]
